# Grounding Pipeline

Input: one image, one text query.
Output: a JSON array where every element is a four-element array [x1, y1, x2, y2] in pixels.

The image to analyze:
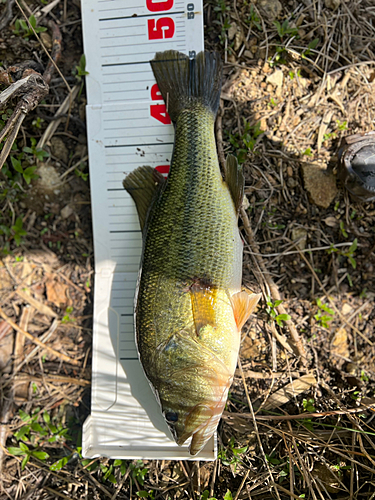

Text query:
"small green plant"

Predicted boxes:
[[200, 492, 218, 500], [314, 298, 334, 328], [339, 221, 348, 238], [74, 54, 89, 82], [219, 438, 247, 472], [229, 119, 263, 163], [301, 38, 319, 58], [14, 15, 47, 39], [32, 116, 44, 129], [247, 5, 261, 30], [75, 163, 88, 181], [302, 147, 313, 156], [266, 297, 291, 326], [274, 19, 298, 40], [11, 217, 27, 246], [62, 306, 75, 323], [8, 409, 71, 470], [302, 398, 316, 412], [342, 239, 358, 269]]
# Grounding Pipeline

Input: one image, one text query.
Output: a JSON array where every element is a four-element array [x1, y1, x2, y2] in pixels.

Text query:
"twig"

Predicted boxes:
[[225, 403, 375, 421], [0, 307, 79, 366]]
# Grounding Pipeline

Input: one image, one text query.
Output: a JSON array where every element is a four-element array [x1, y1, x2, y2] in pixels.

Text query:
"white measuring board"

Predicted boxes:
[[81, 1, 216, 460]]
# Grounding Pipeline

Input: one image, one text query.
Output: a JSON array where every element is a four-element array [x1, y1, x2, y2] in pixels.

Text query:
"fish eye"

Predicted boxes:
[[165, 411, 178, 423]]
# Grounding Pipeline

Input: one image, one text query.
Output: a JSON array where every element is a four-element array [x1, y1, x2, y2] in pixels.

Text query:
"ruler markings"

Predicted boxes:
[[99, 11, 185, 22]]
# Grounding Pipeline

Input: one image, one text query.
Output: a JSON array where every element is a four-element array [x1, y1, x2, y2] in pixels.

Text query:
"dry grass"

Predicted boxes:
[[1, 0, 375, 498]]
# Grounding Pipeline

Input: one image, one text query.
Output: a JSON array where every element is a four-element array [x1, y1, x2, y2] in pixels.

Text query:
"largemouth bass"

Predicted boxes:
[[123, 50, 261, 456]]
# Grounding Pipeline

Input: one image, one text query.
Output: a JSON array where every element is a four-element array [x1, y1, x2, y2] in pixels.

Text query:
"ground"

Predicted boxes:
[[0, 0, 375, 499]]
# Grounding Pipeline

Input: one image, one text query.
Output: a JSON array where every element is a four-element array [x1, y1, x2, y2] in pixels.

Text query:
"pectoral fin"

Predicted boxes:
[[190, 281, 218, 336], [123, 166, 165, 231], [224, 154, 244, 213], [231, 290, 261, 330]]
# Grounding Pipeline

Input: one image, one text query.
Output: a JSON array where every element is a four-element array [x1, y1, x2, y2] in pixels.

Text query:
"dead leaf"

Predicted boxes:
[[301, 163, 337, 208], [262, 374, 317, 410], [45, 277, 69, 308], [324, 216, 338, 227], [17, 288, 57, 318], [331, 327, 349, 358]]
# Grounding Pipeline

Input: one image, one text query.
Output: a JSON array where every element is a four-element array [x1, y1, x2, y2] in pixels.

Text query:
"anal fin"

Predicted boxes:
[[123, 166, 165, 231], [231, 290, 261, 330]]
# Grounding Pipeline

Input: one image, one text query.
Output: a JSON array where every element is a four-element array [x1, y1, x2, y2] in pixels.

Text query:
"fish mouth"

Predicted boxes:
[[175, 391, 228, 455]]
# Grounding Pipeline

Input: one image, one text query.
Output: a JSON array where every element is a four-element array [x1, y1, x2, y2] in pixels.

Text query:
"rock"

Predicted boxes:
[[325, 0, 340, 9], [301, 163, 337, 208], [61, 204, 74, 220], [341, 303, 353, 316], [228, 23, 238, 41], [331, 327, 349, 359], [257, 0, 282, 20], [266, 69, 283, 88], [312, 463, 341, 493], [50, 137, 69, 165], [40, 31, 52, 50], [291, 227, 307, 250]]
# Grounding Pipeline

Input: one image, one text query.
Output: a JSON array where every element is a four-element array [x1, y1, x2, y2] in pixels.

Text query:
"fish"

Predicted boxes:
[[123, 50, 261, 456]]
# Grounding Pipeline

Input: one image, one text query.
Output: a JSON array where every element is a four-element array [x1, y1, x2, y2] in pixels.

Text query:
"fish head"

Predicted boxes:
[[158, 362, 231, 455]]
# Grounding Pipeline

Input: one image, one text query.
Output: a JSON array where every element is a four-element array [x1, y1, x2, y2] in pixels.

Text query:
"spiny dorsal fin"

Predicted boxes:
[[230, 290, 261, 330], [123, 166, 165, 231], [224, 155, 244, 214]]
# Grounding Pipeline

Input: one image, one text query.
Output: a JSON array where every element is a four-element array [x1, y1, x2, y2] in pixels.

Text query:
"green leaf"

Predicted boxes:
[[11, 156, 23, 173], [114, 459, 122, 467], [50, 456, 69, 471], [15, 425, 30, 441], [136, 491, 150, 498], [43, 412, 50, 424], [19, 409, 31, 422], [19, 442, 29, 452], [21, 454, 30, 470], [349, 238, 358, 254], [29, 15, 36, 29], [224, 490, 233, 500], [8, 446, 25, 456], [348, 256, 357, 269], [31, 450, 49, 460]]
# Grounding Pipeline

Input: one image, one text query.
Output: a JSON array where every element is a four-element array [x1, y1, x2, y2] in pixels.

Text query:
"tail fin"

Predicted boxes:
[[150, 50, 222, 122]]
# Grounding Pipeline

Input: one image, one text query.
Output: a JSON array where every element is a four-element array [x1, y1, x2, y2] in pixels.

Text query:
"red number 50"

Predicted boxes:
[[147, 18, 175, 40]]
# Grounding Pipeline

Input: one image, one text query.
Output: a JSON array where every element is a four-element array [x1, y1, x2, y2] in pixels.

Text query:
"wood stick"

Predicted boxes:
[[0, 307, 79, 366]]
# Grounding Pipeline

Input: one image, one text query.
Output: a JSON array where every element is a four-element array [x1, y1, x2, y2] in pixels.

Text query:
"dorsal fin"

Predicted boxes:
[[224, 155, 244, 213], [123, 166, 165, 231]]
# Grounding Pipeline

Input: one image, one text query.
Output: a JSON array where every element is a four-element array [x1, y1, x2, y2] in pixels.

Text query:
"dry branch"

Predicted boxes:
[[0, 307, 79, 366]]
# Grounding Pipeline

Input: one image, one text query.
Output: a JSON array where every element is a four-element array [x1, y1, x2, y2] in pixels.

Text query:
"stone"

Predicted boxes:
[[257, 0, 282, 20], [301, 163, 337, 208], [50, 137, 69, 165], [266, 69, 283, 88]]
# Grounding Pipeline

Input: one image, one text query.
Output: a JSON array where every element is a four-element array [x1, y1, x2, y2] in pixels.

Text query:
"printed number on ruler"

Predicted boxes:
[[151, 83, 170, 175], [147, 1, 196, 40]]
